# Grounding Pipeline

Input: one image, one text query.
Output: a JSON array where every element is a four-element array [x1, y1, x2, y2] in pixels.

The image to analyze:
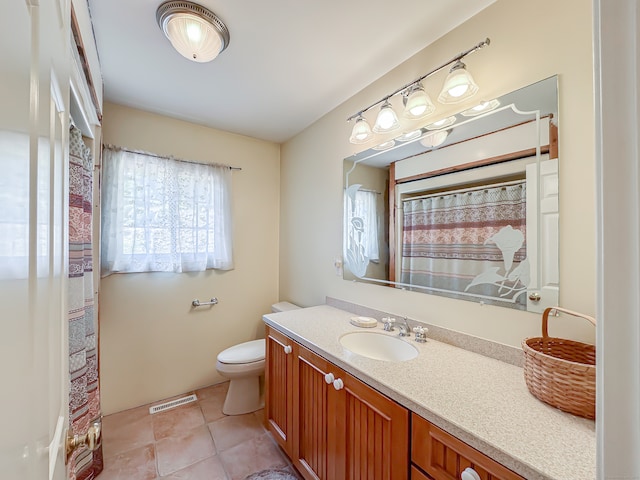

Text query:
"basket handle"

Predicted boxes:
[[542, 307, 596, 338]]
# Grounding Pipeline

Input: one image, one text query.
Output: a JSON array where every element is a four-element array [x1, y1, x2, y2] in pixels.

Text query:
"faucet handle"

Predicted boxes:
[[413, 325, 428, 343], [382, 317, 396, 331]]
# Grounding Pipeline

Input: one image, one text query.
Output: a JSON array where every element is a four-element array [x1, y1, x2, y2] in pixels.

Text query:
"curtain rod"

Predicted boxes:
[[103, 144, 242, 171], [402, 178, 524, 203]]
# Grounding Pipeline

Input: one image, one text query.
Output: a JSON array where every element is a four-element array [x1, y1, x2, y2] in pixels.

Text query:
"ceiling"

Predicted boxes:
[[88, 0, 496, 143]]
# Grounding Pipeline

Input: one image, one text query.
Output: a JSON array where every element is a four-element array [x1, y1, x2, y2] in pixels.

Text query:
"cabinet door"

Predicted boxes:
[[332, 370, 409, 480], [265, 327, 295, 456], [412, 414, 524, 480], [411, 466, 433, 480], [294, 345, 334, 480]]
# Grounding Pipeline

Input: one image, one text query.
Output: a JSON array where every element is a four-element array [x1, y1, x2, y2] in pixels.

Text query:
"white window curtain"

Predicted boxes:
[[344, 187, 380, 264], [101, 147, 233, 276]]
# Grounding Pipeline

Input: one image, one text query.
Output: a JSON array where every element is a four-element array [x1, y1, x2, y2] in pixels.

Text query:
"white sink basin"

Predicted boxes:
[[339, 331, 418, 361]]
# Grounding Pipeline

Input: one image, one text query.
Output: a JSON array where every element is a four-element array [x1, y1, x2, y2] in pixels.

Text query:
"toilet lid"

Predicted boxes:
[[218, 339, 265, 364]]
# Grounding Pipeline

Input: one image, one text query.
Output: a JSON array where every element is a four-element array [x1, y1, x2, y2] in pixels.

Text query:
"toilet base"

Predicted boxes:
[[223, 376, 263, 415]]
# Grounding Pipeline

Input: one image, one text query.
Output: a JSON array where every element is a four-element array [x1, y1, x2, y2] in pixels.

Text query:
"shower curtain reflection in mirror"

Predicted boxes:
[[401, 180, 529, 309]]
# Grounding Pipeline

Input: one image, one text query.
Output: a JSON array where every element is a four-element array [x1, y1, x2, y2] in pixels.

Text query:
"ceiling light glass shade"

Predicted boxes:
[[349, 116, 373, 144], [157, 1, 230, 63], [372, 140, 396, 151], [420, 130, 450, 148], [403, 84, 435, 119], [425, 115, 457, 130], [372, 101, 400, 133], [396, 129, 422, 142], [438, 60, 479, 104], [461, 99, 500, 117]]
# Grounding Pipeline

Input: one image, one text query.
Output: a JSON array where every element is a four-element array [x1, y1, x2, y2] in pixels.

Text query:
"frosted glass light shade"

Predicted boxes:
[[461, 99, 500, 116], [396, 129, 422, 142], [403, 84, 435, 119], [372, 140, 396, 151], [420, 130, 449, 148], [425, 115, 457, 130], [349, 116, 373, 144], [157, 1, 230, 63], [438, 60, 479, 104], [373, 101, 400, 133]]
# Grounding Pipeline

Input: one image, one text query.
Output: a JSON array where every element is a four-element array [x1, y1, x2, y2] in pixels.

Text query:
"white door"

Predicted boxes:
[[0, 0, 71, 478], [526, 157, 560, 312]]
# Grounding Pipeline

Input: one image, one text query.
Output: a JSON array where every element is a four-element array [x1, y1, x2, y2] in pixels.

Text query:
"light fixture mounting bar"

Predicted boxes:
[[346, 38, 490, 122]]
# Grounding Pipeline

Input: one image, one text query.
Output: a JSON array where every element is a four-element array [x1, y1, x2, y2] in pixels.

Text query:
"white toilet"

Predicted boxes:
[[216, 302, 299, 415]]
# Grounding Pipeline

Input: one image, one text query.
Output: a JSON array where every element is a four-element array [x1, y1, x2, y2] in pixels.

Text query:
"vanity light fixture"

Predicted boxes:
[[347, 38, 490, 144], [437, 60, 479, 104], [373, 101, 401, 133], [425, 115, 457, 130], [156, 1, 230, 63], [461, 99, 500, 116], [349, 115, 373, 144]]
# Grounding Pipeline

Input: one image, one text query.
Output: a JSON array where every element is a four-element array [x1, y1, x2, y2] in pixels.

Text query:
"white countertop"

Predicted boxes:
[[263, 305, 596, 480]]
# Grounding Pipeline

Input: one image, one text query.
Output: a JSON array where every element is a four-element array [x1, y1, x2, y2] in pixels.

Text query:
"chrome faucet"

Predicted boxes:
[[397, 317, 411, 337], [382, 317, 396, 331]]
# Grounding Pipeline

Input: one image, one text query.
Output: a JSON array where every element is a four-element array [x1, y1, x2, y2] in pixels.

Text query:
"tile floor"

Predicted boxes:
[[99, 382, 302, 480]]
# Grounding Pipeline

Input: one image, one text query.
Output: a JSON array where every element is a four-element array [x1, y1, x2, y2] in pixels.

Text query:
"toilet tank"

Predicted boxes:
[[271, 302, 300, 313]]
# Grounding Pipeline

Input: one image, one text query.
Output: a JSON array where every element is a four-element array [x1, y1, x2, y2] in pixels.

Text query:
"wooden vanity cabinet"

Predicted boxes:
[[293, 343, 333, 479], [411, 414, 525, 480], [266, 327, 409, 480], [265, 327, 295, 457]]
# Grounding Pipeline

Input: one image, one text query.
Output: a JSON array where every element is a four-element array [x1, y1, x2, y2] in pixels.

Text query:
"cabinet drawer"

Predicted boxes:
[[411, 414, 524, 480]]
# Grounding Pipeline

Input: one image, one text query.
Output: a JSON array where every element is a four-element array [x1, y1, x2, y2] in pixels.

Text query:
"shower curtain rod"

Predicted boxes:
[[104, 144, 242, 171], [402, 178, 524, 203]]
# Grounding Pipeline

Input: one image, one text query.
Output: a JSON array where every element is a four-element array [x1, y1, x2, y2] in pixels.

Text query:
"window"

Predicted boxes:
[[101, 147, 233, 276], [344, 185, 380, 278]]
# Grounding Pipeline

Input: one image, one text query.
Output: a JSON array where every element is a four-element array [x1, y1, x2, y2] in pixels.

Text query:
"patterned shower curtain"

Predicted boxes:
[[68, 125, 103, 479], [401, 181, 528, 309]]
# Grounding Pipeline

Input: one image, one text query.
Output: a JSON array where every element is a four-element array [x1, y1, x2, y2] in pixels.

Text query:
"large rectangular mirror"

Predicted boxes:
[[343, 76, 559, 313]]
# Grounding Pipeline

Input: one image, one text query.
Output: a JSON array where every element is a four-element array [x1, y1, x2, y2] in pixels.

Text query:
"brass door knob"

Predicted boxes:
[[528, 292, 541, 302], [65, 420, 101, 464]]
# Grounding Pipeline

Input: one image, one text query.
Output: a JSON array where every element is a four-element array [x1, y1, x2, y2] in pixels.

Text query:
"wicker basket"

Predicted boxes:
[[522, 307, 596, 419]]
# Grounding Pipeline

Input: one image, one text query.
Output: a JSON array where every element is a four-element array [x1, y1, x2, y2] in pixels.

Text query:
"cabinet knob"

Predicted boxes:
[[461, 467, 481, 480], [324, 373, 335, 384], [333, 378, 344, 390], [283, 345, 292, 354]]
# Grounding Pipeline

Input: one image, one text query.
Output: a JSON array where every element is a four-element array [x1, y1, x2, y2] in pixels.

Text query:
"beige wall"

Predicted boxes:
[[280, 0, 596, 347], [100, 103, 281, 414]]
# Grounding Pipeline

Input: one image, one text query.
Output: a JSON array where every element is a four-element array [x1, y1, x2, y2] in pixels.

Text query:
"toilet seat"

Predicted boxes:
[[217, 339, 265, 364]]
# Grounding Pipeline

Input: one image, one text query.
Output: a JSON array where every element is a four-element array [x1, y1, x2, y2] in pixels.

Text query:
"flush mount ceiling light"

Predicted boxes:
[[347, 38, 489, 144], [156, 1, 230, 63], [420, 130, 450, 148], [461, 99, 500, 117], [438, 60, 479, 104], [349, 115, 373, 144], [372, 101, 400, 133]]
